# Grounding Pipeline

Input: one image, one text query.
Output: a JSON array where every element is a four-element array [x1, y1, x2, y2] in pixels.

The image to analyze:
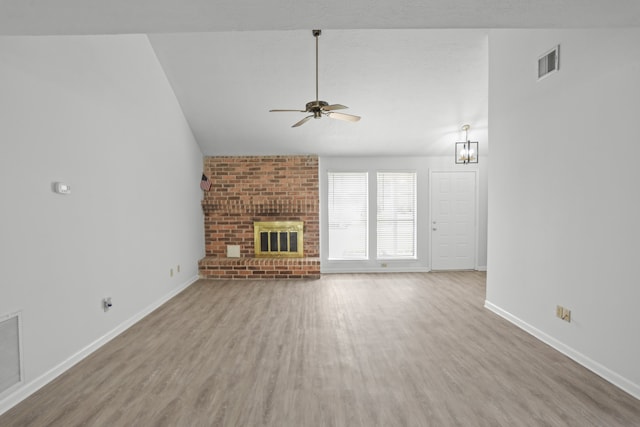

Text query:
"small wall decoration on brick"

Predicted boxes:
[[199, 155, 320, 279]]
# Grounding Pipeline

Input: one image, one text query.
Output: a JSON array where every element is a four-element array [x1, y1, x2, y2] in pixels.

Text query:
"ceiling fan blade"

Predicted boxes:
[[292, 115, 314, 127], [327, 112, 361, 122], [322, 104, 348, 111], [270, 109, 306, 112]]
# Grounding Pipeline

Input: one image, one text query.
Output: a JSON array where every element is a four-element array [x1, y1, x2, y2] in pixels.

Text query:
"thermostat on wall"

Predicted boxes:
[[53, 182, 71, 195]]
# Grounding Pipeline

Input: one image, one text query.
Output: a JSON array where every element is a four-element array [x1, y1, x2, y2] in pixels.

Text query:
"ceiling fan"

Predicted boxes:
[[269, 29, 361, 128]]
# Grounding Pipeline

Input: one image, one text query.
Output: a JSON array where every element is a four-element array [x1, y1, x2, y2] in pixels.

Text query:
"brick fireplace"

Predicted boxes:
[[198, 155, 320, 279]]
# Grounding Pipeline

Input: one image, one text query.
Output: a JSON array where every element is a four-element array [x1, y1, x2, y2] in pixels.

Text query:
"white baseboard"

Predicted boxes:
[[321, 267, 486, 274], [484, 300, 640, 400], [476, 265, 487, 271], [0, 275, 199, 416], [321, 266, 431, 274]]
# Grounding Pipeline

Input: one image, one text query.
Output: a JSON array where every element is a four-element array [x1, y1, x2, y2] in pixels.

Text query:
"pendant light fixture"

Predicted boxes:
[[455, 124, 478, 164]]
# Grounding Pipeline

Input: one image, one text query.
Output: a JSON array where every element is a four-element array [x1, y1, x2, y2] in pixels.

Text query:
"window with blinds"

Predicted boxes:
[[377, 172, 417, 259], [327, 172, 369, 260]]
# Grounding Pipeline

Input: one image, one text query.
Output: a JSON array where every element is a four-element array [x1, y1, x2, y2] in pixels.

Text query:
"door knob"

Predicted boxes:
[[432, 227, 437, 231]]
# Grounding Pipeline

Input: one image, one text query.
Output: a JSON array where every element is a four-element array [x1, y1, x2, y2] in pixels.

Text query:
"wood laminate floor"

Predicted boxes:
[[1, 272, 639, 426]]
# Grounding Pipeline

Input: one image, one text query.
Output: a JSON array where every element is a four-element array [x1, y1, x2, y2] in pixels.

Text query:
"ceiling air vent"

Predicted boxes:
[[538, 45, 559, 80]]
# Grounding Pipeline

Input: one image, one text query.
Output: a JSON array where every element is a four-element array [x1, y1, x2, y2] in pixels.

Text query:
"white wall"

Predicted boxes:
[[320, 156, 488, 272], [487, 29, 640, 398], [0, 35, 204, 411]]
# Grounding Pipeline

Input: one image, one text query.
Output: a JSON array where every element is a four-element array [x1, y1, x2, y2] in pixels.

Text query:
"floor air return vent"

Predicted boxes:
[[0, 313, 22, 396]]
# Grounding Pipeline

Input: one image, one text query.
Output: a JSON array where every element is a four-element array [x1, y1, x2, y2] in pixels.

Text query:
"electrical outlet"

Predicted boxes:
[[381, 263, 388, 268], [556, 305, 563, 318], [170, 268, 174, 277]]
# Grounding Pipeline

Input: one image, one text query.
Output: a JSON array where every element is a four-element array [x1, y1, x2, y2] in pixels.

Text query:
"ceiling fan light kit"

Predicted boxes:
[[270, 29, 361, 127]]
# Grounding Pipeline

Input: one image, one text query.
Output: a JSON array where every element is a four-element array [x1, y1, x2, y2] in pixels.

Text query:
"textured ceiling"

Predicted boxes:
[[2, 1, 639, 156], [2, 0, 639, 35]]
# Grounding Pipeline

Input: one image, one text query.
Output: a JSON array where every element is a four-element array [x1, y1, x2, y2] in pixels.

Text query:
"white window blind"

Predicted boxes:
[[377, 172, 417, 259], [327, 172, 368, 260]]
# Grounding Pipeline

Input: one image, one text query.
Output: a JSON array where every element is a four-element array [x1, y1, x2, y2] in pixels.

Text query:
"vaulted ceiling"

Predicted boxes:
[[3, 1, 639, 156], [149, 29, 488, 156]]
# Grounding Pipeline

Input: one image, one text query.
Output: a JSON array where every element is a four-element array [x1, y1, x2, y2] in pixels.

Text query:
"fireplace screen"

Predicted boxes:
[[254, 221, 304, 258]]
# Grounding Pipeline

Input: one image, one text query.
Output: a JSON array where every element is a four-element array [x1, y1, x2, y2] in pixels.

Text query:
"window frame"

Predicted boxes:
[[376, 171, 418, 260], [326, 171, 370, 261]]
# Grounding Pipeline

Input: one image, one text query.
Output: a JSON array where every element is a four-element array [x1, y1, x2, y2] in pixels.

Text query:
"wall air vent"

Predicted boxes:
[[538, 45, 560, 80], [0, 312, 23, 396]]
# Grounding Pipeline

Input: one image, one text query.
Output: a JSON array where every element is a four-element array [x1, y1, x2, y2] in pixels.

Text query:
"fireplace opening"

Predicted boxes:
[[260, 231, 298, 253], [254, 221, 303, 258]]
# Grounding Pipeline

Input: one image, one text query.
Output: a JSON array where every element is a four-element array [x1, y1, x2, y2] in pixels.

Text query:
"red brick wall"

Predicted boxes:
[[199, 155, 320, 279]]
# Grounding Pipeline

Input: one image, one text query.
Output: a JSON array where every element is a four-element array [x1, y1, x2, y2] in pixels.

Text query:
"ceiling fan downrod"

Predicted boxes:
[[313, 29, 321, 105]]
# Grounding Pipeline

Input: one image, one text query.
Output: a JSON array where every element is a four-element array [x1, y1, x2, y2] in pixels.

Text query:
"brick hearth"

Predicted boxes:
[[199, 155, 320, 279]]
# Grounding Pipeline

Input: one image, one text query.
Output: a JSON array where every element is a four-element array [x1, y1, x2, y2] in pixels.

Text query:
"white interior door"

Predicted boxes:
[[430, 171, 476, 270]]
